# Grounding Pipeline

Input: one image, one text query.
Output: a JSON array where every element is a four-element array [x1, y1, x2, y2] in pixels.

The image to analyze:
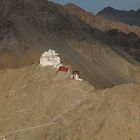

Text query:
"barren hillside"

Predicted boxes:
[[98, 7, 140, 26], [0, 65, 140, 140], [64, 3, 140, 36], [64, 3, 140, 62], [0, 1, 140, 140], [0, 0, 139, 89]]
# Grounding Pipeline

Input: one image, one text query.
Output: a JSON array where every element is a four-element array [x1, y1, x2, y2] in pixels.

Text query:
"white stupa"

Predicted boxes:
[[40, 49, 83, 81], [40, 49, 62, 68]]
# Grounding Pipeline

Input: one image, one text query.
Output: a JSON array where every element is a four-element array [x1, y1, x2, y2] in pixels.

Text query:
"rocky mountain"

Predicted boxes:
[[64, 3, 140, 37], [0, 0, 139, 89], [0, 1, 140, 139], [0, 65, 140, 140], [98, 7, 140, 26], [64, 3, 140, 62]]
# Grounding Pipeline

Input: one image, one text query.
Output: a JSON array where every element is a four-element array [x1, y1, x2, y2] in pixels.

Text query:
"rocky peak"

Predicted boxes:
[[101, 6, 115, 12], [98, 7, 140, 26]]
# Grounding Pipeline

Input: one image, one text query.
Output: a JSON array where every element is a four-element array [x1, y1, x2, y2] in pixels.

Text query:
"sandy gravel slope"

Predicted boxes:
[[0, 65, 140, 140], [0, 0, 139, 89]]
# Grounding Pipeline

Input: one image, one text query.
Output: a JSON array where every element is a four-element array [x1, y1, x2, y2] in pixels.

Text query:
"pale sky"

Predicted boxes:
[[50, 0, 140, 14]]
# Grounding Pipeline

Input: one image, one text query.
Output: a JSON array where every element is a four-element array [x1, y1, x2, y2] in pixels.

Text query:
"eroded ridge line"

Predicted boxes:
[[0, 97, 88, 140]]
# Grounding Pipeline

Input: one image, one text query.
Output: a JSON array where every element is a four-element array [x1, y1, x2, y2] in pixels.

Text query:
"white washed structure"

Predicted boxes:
[[40, 49, 62, 68]]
